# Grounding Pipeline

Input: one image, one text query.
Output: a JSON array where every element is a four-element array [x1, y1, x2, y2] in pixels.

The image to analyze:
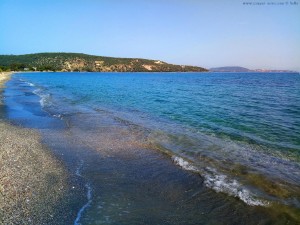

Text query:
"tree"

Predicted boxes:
[[9, 63, 26, 71]]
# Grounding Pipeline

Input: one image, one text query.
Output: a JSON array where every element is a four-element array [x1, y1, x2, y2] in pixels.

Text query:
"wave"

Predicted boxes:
[[172, 156, 199, 172], [19, 78, 36, 87], [172, 156, 268, 206], [19, 79, 53, 108], [52, 114, 63, 119], [24, 81, 36, 87], [32, 88, 52, 108], [26, 81, 35, 87]]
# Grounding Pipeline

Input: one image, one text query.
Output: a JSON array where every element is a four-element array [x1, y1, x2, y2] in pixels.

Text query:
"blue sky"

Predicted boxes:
[[0, 0, 299, 70]]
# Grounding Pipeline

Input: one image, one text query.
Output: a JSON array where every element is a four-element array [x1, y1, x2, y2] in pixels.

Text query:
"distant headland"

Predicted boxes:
[[210, 66, 296, 73], [0, 53, 208, 72]]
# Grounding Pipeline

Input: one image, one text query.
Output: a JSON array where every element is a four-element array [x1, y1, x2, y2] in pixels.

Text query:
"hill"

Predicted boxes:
[[0, 53, 207, 72], [210, 66, 296, 73], [209, 66, 251, 72]]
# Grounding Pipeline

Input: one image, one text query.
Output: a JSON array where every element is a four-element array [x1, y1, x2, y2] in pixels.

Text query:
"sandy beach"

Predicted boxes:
[[0, 72, 69, 224], [0, 72, 12, 84]]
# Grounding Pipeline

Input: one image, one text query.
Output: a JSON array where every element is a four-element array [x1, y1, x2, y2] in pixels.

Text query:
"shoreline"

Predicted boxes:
[[0, 72, 13, 82], [0, 72, 71, 224], [2, 71, 300, 224], [0, 72, 13, 92]]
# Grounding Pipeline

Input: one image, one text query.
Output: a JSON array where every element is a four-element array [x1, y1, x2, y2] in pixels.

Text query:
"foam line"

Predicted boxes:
[[74, 183, 92, 225], [172, 156, 268, 206], [74, 160, 93, 225]]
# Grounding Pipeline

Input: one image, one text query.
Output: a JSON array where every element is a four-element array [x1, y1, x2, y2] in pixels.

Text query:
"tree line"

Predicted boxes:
[[0, 63, 57, 72]]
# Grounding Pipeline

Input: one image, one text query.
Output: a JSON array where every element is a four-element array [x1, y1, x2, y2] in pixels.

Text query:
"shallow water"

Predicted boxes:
[[3, 72, 300, 224]]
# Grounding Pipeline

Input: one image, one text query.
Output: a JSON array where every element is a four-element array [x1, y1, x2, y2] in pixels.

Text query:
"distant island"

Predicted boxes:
[[210, 66, 296, 73], [0, 53, 208, 72]]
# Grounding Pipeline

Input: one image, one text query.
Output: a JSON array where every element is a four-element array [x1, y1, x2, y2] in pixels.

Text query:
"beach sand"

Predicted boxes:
[[0, 72, 11, 84], [0, 72, 69, 224]]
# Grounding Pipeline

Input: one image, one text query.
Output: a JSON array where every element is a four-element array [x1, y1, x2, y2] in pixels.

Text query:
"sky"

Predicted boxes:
[[0, 0, 299, 71]]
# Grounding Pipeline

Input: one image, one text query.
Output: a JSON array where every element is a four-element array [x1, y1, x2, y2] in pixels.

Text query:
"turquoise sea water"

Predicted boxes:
[[4, 72, 300, 224]]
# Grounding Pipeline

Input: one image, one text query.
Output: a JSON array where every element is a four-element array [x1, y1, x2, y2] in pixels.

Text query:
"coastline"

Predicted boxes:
[[0, 72, 69, 224], [0, 72, 12, 84]]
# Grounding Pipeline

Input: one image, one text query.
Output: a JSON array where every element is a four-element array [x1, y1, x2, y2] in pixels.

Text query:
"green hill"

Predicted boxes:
[[0, 53, 207, 72]]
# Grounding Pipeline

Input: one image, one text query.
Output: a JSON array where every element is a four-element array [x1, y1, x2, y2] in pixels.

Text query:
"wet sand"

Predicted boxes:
[[0, 72, 12, 106], [0, 72, 69, 224]]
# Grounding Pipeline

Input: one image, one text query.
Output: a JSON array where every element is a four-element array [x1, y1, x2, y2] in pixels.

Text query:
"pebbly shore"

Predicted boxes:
[[0, 72, 69, 224]]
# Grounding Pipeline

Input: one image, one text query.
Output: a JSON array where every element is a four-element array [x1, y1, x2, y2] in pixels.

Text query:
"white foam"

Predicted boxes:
[[172, 156, 199, 172], [74, 160, 93, 225], [75, 160, 84, 177], [74, 183, 92, 225], [20, 78, 35, 87], [53, 114, 63, 119], [203, 168, 267, 206], [172, 156, 268, 206], [33, 89, 52, 107], [26, 81, 35, 87]]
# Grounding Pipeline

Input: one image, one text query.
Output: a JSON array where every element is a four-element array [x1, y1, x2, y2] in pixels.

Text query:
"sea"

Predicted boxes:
[[3, 72, 300, 224]]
